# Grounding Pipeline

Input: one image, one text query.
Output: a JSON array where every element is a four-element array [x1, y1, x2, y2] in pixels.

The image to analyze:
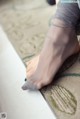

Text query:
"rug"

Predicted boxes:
[[0, 0, 80, 119], [41, 53, 80, 119], [0, 0, 56, 62]]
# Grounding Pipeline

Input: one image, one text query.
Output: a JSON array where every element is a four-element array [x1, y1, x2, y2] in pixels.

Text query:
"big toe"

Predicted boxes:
[[22, 80, 37, 90]]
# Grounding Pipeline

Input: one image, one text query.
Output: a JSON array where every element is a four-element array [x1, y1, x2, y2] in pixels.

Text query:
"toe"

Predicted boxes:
[[35, 78, 52, 89], [22, 80, 37, 90], [35, 80, 45, 89], [26, 61, 31, 66], [26, 61, 37, 73], [36, 83, 43, 89]]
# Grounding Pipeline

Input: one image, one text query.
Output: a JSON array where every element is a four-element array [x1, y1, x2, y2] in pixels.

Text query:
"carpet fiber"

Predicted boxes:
[[0, 0, 56, 62]]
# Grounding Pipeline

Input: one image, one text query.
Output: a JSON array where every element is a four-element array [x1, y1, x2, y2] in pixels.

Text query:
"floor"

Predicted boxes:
[[0, 0, 56, 63], [1, 0, 80, 119]]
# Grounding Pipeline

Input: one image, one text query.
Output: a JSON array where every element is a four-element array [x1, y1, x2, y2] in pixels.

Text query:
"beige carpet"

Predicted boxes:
[[0, 0, 56, 62], [0, 0, 80, 119]]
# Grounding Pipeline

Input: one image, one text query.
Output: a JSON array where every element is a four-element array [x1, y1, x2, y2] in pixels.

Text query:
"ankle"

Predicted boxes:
[[48, 24, 77, 45]]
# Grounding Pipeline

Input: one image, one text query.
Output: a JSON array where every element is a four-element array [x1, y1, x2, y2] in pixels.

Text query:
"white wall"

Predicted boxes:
[[0, 27, 56, 119]]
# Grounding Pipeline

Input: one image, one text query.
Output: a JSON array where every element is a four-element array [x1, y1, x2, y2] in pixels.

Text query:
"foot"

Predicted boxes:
[[22, 21, 80, 90]]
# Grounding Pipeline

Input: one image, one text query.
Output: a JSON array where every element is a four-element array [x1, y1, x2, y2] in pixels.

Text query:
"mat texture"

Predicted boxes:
[[0, 0, 56, 62], [41, 53, 80, 119]]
